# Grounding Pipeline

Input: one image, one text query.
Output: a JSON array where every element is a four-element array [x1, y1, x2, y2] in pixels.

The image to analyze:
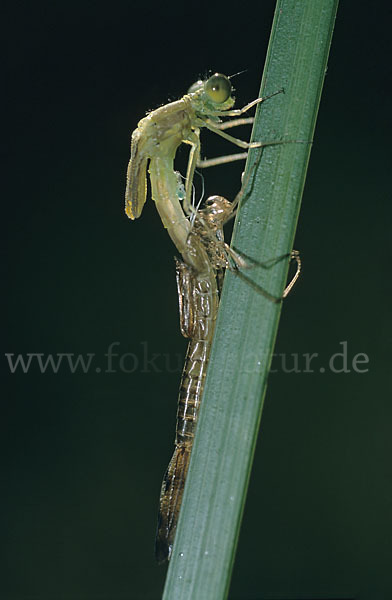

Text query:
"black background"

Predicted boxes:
[[2, 1, 392, 599]]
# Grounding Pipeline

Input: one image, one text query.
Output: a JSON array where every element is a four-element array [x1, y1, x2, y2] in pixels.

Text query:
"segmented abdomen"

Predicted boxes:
[[155, 260, 219, 563], [176, 275, 218, 446]]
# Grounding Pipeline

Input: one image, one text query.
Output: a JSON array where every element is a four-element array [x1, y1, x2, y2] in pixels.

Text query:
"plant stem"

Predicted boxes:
[[162, 1, 339, 598]]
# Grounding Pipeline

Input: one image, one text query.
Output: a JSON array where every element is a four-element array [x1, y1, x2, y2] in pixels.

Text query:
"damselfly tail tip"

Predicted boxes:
[[155, 536, 171, 564], [155, 507, 172, 564]]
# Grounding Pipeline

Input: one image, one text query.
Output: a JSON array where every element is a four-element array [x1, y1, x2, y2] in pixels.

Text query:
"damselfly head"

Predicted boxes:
[[188, 73, 235, 111]]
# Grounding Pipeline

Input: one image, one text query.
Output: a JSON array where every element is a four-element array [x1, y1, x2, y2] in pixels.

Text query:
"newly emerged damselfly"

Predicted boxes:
[[125, 72, 283, 268]]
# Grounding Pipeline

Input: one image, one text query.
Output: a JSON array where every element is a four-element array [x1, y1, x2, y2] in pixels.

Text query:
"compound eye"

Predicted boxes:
[[205, 73, 231, 104]]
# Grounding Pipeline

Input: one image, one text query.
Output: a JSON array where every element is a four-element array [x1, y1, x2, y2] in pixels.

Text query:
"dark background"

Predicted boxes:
[[2, 1, 391, 599]]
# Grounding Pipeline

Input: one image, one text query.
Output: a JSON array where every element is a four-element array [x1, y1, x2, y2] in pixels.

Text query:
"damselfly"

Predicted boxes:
[[125, 72, 282, 268]]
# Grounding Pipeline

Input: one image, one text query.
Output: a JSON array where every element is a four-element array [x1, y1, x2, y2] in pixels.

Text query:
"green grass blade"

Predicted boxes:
[[162, 1, 339, 598]]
